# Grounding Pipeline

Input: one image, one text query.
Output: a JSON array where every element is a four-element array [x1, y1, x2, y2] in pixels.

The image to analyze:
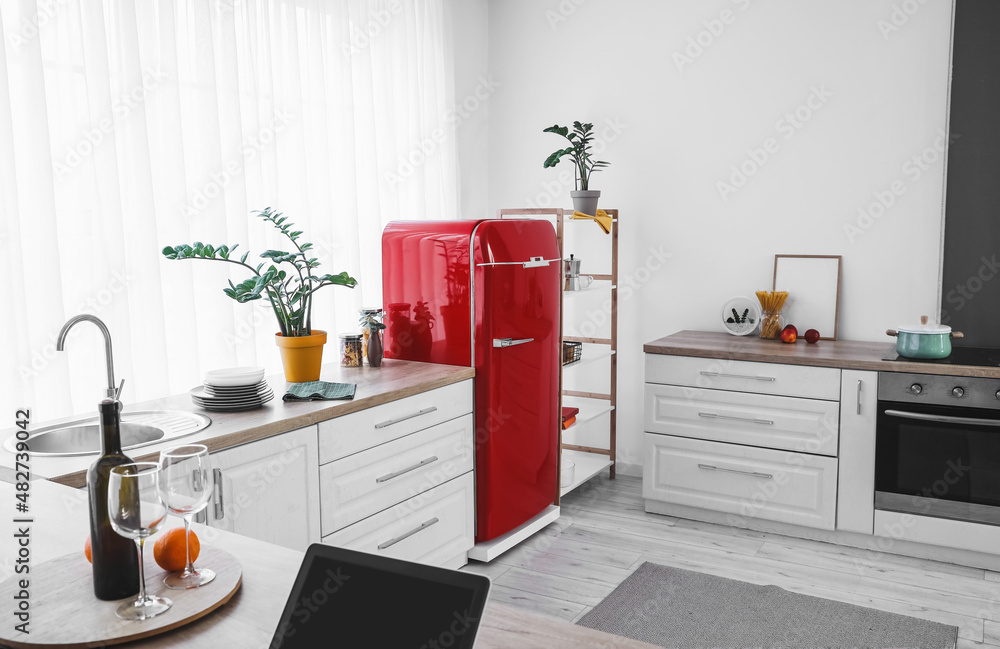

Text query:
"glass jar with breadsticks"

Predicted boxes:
[[755, 290, 789, 340]]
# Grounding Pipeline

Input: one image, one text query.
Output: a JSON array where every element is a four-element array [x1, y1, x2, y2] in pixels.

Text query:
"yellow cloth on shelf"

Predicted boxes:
[[571, 209, 612, 234]]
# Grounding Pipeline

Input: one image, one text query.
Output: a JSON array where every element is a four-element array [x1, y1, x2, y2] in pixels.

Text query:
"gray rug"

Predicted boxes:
[[578, 562, 958, 649]]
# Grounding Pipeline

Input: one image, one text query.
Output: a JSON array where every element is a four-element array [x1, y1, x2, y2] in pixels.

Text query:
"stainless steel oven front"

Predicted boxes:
[[875, 372, 1000, 526]]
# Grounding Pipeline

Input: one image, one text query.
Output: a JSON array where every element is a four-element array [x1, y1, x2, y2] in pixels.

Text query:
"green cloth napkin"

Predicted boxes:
[[283, 381, 356, 402]]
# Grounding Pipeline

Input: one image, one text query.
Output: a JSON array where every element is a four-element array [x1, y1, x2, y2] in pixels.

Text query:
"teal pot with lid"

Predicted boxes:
[[886, 316, 964, 359]]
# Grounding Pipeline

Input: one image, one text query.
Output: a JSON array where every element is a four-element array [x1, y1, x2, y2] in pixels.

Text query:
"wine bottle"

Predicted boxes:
[[87, 398, 140, 600]]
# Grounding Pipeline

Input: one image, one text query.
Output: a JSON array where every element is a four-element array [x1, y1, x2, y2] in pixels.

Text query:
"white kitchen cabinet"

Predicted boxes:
[[206, 425, 321, 551], [644, 433, 838, 530], [644, 383, 840, 456], [836, 370, 878, 534], [322, 472, 475, 570]]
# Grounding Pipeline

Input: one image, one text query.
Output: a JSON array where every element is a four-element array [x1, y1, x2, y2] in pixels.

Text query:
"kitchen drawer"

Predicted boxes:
[[645, 354, 841, 401], [322, 472, 474, 569], [643, 434, 837, 530], [318, 379, 473, 463], [320, 413, 474, 536], [644, 384, 839, 456]]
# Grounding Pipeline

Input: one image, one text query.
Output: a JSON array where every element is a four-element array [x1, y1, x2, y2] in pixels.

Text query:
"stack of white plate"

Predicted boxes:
[[190, 367, 274, 412]]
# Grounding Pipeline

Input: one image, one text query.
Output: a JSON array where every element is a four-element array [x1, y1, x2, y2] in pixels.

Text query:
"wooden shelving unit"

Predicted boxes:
[[497, 208, 618, 503]]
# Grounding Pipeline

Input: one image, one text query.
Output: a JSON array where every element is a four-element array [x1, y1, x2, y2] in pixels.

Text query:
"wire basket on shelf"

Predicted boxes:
[[562, 341, 583, 365]]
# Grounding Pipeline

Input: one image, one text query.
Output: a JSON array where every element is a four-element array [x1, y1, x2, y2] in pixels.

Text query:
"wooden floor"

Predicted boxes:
[[461, 474, 1000, 648]]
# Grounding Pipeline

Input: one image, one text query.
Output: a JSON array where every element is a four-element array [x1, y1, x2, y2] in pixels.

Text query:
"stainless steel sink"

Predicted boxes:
[[3, 411, 211, 457]]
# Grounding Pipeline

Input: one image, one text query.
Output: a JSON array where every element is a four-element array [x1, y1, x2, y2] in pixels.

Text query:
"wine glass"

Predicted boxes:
[[158, 444, 216, 589], [108, 462, 172, 621]]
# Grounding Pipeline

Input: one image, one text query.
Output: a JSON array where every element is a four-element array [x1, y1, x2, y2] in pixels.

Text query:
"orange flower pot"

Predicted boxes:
[[274, 330, 327, 382]]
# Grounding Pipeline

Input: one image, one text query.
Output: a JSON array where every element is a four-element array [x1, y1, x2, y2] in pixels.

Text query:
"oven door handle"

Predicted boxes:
[[884, 409, 1000, 428]]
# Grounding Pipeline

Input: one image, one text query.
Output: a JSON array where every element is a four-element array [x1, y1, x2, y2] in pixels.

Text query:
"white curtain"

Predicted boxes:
[[0, 0, 458, 420]]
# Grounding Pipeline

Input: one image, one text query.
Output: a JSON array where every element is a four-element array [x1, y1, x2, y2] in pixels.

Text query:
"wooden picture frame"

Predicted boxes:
[[773, 255, 842, 341]]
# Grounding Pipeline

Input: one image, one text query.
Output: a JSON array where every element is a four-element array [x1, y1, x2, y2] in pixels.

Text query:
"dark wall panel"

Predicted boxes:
[[941, 0, 1000, 347]]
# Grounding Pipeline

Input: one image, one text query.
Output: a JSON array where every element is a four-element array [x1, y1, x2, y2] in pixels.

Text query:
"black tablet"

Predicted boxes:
[[270, 544, 491, 649]]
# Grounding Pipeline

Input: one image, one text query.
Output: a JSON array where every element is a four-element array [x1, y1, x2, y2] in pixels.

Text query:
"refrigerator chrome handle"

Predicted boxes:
[[476, 257, 561, 268], [493, 337, 534, 348]]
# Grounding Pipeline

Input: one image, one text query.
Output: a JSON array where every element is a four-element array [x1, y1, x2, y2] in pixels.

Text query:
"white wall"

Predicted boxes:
[[447, 0, 491, 219], [479, 0, 954, 475]]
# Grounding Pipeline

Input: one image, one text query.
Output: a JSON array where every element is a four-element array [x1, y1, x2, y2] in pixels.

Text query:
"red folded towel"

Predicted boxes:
[[561, 406, 579, 421]]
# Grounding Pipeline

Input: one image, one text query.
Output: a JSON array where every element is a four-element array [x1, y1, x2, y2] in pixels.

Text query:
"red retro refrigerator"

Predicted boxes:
[[381, 219, 561, 546]]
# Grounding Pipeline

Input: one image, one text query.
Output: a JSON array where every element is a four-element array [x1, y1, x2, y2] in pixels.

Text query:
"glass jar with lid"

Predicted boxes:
[[339, 333, 363, 368]]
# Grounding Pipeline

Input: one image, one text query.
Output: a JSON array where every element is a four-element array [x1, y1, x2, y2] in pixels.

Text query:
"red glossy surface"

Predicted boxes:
[[472, 220, 560, 542], [381, 219, 560, 543], [382, 220, 477, 367]]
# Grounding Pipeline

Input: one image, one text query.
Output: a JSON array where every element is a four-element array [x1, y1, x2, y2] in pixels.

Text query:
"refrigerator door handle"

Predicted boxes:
[[493, 337, 534, 348], [476, 257, 561, 269]]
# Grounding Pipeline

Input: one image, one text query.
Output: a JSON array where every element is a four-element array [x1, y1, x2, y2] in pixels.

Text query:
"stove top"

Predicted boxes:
[[882, 345, 1000, 367]]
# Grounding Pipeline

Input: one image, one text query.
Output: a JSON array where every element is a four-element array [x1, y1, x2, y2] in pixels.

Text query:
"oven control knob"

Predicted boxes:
[[909, 383, 923, 395], [952, 387, 965, 398], [996, 389, 1000, 400]]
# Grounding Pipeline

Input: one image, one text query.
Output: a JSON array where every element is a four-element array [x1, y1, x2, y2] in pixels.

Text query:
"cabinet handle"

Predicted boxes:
[[192, 468, 208, 524], [857, 379, 863, 415], [374, 407, 438, 429], [698, 463, 773, 480], [377, 517, 440, 550], [376, 456, 439, 483], [493, 337, 534, 348], [698, 412, 774, 426], [699, 371, 776, 382], [213, 468, 225, 521]]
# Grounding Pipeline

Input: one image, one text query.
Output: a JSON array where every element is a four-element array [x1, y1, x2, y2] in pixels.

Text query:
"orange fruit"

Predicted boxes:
[[153, 528, 200, 572], [85, 535, 92, 563]]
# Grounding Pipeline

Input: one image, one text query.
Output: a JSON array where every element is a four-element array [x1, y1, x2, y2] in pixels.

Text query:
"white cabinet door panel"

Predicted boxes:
[[837, 370, 877, 534], [318, 379, 473, 463], [644, 384, 839, 456], [208, 425, 320, 551], [322, 473, 474, 569], [320, 414, 474, 535], [643, 433, 838, 530], [645, 354, 841, 400]]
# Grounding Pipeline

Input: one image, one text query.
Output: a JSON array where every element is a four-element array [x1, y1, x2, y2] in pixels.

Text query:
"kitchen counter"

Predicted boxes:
[[645, 330, 1000, 378], [0, 359, 474, 488], [0, 481, 656, 649]]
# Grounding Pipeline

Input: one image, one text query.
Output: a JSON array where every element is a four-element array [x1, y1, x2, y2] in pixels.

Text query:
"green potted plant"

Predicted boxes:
[[162, 207, 357, 382], [543, 121, 610, 215], [359, 311, 386, 368]]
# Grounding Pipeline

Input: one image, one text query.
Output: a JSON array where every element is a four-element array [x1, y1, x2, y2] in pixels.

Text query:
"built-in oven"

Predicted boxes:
[[875, 372, 1000, 526]]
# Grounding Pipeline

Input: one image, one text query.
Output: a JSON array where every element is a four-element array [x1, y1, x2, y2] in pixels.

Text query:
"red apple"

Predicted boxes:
[[804, 329, 820, 344], [780, 324, 797, 343]]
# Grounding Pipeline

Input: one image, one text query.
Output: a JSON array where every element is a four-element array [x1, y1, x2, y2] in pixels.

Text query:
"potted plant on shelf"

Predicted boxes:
[[162, 207, 357, 382], [359, 311, 386, 368], [543, 121, 610, 215]]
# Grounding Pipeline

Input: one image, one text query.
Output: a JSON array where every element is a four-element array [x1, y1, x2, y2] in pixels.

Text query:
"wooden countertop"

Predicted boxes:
[[0, 481, 656, 649], [644, 330, 1000, 379], [0, 360, 474, 489]]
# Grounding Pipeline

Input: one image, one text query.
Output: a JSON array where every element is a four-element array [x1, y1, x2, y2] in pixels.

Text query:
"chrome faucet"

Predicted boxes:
[[56, 314, 124, 400]]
